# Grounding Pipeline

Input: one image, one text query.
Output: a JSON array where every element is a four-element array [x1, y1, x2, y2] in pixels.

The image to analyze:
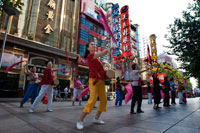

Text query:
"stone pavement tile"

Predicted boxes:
[[129, 121, 172, 132], [176, 121, 200, 129], [144, 116, 180, 125], [182, 115, 200, 123], [67, 129, 101, 133], [108, 126, 161, 133], [165, 126, 200, 133], [87, 120, 131, 132], [0, 116, 41, 133]]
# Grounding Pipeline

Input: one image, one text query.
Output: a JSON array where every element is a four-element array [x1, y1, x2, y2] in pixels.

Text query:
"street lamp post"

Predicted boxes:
[[0, 4, 19, 69]]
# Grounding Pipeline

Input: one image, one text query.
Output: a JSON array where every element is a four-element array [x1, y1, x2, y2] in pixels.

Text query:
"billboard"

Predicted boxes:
[[149, 34, 158, 71], [111, 3, 121, 57], [120, 5, 131, 62]]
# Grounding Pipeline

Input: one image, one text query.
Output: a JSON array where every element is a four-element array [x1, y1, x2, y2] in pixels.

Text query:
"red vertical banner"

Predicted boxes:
[[120, 6, 131, 62]]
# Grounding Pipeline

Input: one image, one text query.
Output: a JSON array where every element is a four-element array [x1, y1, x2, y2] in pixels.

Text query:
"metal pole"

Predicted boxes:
[[0, 15, 11, 69]]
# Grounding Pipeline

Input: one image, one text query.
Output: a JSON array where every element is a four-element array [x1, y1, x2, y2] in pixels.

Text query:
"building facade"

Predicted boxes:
[[0, 0, 80, 98], [77, 0, 111, 85]]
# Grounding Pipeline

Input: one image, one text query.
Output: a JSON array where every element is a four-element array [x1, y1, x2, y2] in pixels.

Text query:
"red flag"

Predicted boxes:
[[147, 45, 152, 65], [64, 71, 72, 73], [5, 61, 24, 73], [98, 7, 117, 44]]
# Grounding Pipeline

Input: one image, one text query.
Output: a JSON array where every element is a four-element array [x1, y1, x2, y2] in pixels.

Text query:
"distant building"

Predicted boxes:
[[158, 53, 177, 68]]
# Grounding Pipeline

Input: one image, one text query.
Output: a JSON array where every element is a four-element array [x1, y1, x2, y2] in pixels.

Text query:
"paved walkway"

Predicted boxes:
[[0, 98, 200, 133]]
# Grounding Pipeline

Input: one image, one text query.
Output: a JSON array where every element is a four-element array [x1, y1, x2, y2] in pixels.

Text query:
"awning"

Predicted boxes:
[[0, 32, 78, 60]]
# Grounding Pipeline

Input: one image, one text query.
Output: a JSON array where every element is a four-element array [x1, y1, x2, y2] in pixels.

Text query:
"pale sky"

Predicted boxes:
[[107, 0, 197, 88]]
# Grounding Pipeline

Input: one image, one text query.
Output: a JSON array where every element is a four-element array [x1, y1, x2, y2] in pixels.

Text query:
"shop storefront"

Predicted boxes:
[[0, 33, 78, 98]]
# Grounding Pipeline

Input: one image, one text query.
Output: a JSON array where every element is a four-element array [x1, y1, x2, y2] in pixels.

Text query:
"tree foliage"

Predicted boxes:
[[165, 0, 200, 81], [0, 0, 24, 11]]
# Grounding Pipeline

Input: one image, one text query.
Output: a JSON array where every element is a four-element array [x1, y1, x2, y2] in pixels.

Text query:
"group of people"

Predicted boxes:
[[19, 41, 188, 131], [114, 63, 187, 113]]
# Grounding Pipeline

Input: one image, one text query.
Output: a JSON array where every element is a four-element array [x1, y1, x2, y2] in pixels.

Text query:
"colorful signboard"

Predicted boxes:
[[111, 3, 121, 57], [58, 64, 71, 76], [120, 5, 131, 62], [149, 34, 158, 71], [148, 73, 165, 84]]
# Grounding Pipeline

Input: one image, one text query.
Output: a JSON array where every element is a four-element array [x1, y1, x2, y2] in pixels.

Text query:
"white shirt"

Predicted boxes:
[[132, 70, 140, 86]]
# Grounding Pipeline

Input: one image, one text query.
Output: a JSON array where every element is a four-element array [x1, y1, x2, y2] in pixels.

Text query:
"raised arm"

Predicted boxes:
[[93, 49, 110, 60], [137, 69, 150, 74], [52, 66, 67, 72], [24, 64, 31, 75]]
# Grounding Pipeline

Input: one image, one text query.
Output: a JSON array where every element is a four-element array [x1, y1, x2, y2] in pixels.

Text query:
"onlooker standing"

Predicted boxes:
[[147, 82, 152, 104], [115, 77, 123, 106], [162, 77, 171, 106], [169, 78, 176, 104], [152, 73, 162, 109], [178, 82, 185, 104], [72, 76, 83, 106], [130, 63, 149, 114]]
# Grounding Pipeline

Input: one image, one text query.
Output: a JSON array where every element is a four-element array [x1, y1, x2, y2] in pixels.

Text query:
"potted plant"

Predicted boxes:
[[0, 0, 24, 15]]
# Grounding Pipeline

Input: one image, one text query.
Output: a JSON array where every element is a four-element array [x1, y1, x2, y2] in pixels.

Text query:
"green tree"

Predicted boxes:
[[0, 0, 24, 12], [165, 0, 200, 85]]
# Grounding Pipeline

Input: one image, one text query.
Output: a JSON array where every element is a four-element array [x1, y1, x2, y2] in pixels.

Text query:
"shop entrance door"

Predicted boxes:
[[0, 72, 20, 98]]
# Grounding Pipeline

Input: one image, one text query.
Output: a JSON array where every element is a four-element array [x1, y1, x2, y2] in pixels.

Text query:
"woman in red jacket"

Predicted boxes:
[[29, 61, 66, 112], [76, 42, 111, 130]]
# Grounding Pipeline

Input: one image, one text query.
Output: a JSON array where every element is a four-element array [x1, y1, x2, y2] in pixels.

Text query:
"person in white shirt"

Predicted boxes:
[[130, 63, 150, 114]]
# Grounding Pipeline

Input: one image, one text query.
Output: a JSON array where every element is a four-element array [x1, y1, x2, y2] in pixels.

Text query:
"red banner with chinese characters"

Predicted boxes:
[[148, 73, 165, 84], [120, 5, 131, 62]]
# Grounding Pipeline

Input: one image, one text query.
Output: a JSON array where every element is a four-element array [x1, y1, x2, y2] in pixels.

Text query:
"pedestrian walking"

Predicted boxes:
[[130, 63, 150, 114], [20, 64, 40, 107], [29, 61, 66, 113], [76, 42, 110, 130], [115, 77, 123, 106], [169, 78, 176, 104], [72, 76, 83, 106]]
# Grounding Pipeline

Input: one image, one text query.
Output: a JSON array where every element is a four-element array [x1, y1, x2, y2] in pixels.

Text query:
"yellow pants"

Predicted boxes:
[[83, 78, 107, 114]]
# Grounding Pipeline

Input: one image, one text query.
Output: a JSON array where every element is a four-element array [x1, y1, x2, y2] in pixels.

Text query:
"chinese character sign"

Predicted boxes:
[[44, 0, 56, 34], [149, 34, 158, 71], [120, 5, 131, 62], [111, 3, 121, 57]]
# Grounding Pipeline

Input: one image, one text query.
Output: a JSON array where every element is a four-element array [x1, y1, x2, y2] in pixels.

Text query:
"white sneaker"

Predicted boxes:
[[93, 118, 105, 124], [29, 108, 34, 113], [76, 121, 84, 130], [46, 109, 53, 112]]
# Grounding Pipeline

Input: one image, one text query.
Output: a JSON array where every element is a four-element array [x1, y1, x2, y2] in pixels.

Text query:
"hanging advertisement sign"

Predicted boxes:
[[111, 3, 121, 57], [58, 64, 71, 76], [2, 52, 22, 68], [148, 73, 165, 84], [149, 35, 158, 71], [120, 5, 131, 62]]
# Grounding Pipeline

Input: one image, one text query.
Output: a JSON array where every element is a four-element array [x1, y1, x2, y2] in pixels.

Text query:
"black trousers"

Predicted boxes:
[[164, 91, 170, 106], [171, 91, 176, 104], [131, 86, 142, 112]]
